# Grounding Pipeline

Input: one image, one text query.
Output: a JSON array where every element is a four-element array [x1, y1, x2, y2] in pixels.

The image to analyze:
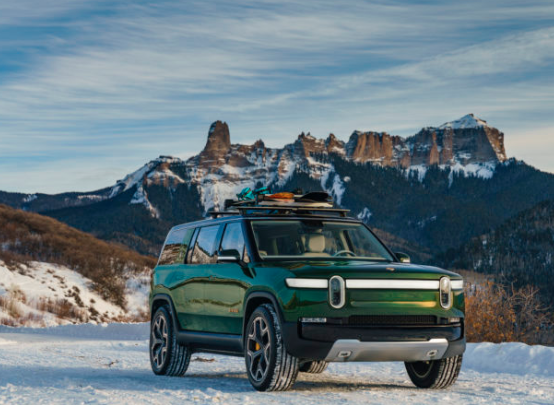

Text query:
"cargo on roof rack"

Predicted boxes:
[[208, 205, 350, 219]]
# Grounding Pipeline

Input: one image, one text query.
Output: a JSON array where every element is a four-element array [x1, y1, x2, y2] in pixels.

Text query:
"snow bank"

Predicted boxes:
[[0, 337, 17, 345], [465, 342, 554, 377], [0, 322, 148, 340]]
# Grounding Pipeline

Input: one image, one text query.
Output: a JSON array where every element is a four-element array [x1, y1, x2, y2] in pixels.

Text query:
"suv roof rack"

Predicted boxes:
[[208, 205, 350, 219], [208, 189, 351, 219]]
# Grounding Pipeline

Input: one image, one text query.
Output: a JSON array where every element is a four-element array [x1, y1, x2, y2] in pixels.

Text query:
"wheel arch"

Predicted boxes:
[[242, 291, 284, 338], [151, 293, 180, 330]]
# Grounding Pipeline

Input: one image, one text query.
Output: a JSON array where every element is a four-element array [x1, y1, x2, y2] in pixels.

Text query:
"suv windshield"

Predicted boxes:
[[250, 220, 394, 261]]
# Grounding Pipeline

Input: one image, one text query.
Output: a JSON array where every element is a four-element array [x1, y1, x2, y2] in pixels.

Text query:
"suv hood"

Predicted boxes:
[[259, 260, 461, 280]]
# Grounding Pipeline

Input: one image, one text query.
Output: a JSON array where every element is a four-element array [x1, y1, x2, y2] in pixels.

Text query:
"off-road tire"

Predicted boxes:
[[244, 304, 299, 391], [150, 306, 191, 376], [299, 360, 328, 374], [405, 355, 463, 389]]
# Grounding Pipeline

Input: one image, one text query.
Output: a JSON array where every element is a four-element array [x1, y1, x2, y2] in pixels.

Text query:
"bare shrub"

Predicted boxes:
[[0, 317, 17, 326], [465, 280, 553, 345], [17, 312, 44, 326], [0, 293, 22, 319], [35, 297, 89, 323]]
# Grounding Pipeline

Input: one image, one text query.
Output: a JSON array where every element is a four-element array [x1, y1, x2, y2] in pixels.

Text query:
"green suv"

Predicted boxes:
[[149, 201, 465, 391]]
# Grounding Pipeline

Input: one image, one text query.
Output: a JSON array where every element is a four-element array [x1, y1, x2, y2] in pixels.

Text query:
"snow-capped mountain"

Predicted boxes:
[[102, 114, 508, 214]]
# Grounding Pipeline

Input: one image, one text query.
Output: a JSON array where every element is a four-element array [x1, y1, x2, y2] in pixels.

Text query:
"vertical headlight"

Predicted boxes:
[[439, 277, 452, 309], [329, 276, 345, 309]]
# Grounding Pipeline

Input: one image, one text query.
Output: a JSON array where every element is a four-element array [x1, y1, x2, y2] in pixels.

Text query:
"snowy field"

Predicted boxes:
[[1, 323, 553, 405]]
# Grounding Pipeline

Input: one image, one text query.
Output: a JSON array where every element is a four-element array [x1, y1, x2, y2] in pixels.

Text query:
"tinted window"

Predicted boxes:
[[220, 222, 245, 259], [191, 225, 220, 264], [159, 227, 194, 265]]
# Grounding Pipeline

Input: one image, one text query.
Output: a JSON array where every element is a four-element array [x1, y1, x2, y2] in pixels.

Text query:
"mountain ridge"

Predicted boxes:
[[1, 114, 552, 261]]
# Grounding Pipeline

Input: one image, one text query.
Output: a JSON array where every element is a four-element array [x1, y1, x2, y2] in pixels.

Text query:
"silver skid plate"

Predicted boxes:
[[324, 339, 449, 362]]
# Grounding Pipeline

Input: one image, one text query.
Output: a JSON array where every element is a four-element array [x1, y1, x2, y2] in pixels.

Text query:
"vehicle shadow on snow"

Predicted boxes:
[[185, 372, 414, 393], [0, 364, 413, 394]]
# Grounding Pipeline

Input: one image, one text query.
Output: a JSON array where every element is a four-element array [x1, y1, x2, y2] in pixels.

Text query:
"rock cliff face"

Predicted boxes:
[[198, 121, 231, 164], [343, 114, 506, 168], [192, 114, 506, 176]]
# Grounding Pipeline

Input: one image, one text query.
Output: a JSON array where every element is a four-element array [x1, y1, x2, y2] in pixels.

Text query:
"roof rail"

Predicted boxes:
[[208, 210, 240, 218]]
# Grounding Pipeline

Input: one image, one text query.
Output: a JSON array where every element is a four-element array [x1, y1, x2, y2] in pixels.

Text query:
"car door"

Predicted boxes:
[[173, 224, 221, 332], [203, 221, 253, 335]]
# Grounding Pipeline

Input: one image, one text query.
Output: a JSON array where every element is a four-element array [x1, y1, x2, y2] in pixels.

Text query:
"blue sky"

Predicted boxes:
[[1, 0, 553, 193]]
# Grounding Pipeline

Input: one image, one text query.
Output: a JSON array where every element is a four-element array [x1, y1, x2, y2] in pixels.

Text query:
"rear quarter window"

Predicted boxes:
[[220, 222, 246, 259], [158, 227, 194, 265], [190, 225, 221, 264]]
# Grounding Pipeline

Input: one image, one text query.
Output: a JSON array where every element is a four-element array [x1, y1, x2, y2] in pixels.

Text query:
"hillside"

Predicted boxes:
[[437, 199, 554, 306], [0, 204, 156, 326]]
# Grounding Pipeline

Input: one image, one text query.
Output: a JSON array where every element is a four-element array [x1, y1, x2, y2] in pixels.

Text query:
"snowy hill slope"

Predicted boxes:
[[0, 261, 150, 326], [0, 323, 553, 405], [0, 205, 155, 326]]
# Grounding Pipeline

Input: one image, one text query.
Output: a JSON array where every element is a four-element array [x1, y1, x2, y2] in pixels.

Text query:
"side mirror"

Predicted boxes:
[[395, 252, 411, 263], [218, 249, 241, 263]]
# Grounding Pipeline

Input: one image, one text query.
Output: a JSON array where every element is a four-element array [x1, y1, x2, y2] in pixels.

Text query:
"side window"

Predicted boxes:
[[191, 225, 220, 264], [176, 228, 195, 264], [159, 227, 193, 265], [220, 222, 245, 260]]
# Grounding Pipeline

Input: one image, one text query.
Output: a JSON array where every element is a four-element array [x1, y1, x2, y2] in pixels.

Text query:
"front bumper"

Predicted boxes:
[[281, 321, 466, 362]]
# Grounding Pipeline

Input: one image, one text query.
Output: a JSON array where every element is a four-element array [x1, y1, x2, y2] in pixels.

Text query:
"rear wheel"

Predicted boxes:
[[405, 355, 462, 389], [150, 306, 191, 376], [244, 304, 299, 391], [299, 360, 328, 374]]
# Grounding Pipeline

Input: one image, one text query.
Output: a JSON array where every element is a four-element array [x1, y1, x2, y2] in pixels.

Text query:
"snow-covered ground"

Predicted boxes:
[[1, 324, 553, 404]]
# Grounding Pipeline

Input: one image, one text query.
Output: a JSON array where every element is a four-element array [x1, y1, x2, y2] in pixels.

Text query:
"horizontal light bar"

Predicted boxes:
[[286, 278, 328, 289], [345, 279, 440, 290], [451, 280, 464, 290]]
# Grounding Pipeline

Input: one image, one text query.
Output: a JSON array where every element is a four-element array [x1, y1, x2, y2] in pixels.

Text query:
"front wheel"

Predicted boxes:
[[244, 304, 299, 391], [150, 306, 191, 376], [405, 355, 463, 389]]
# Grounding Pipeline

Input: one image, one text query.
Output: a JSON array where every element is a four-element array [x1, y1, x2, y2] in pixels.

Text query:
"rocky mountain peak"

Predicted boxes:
[[325, 133, 344, 153], [413, 114, 507, 164], [439, 113, 490, 130], [345, 130, 399, 165], [203, 120, 231, 155]]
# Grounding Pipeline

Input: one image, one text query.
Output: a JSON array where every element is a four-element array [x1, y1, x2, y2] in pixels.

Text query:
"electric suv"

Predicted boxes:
[[149, 201, 465, 391]]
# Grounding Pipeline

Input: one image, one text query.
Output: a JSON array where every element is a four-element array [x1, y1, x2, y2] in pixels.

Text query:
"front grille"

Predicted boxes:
[[348, 315, 437, 326]]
